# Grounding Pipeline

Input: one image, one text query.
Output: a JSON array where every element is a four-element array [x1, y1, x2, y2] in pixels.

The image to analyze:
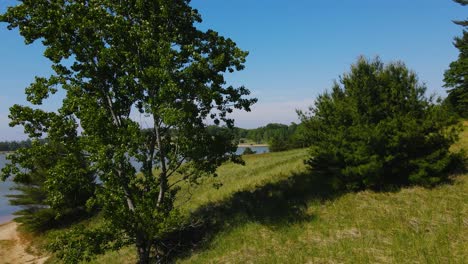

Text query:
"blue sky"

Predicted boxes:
[[0, 0, 466, 140]]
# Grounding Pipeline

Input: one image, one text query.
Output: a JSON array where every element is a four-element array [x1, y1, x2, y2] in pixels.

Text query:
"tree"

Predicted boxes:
[[2, 139, 95, 231], [289, 122, 311, 148], [268, 134, 289, 152], [1, 1, 255, 263], [444, 0, 468, 118], [1, 105, 96, 231], [300, 57, 463, 191]]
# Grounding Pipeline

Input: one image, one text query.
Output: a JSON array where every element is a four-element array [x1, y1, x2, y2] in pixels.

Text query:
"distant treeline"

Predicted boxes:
[[0, 139, 33, 152], [0, 124, 308, 153], [207, 123, 310, 152]]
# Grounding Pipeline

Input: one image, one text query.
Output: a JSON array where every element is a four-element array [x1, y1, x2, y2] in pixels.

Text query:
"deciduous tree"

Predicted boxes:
[[1, 1, 256, 263]]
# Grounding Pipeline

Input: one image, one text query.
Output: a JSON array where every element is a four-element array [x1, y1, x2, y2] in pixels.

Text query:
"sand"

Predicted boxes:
[[0, 221, 48, 264]]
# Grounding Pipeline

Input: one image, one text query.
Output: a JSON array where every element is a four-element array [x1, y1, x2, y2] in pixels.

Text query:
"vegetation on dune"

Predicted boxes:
[[1, 1, 467, 264], [88, 148, 311, 263], [176, 149, 308, 212], [1, 0, 256, 263], [7, 55, 467, 262], [89, 120, 467, 264], [178, 175, 468, 264], [176, 121, 468, 264], [40, 148, 309, 263], [299, 57, 464, 191]]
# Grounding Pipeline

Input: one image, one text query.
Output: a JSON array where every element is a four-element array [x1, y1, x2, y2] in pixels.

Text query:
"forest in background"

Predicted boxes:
[[0, 123, 308, 153], [0, 139, 32, 152]]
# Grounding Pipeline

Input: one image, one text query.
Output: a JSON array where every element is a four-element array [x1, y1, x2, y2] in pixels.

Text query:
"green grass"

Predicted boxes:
[[81, 121, 468, 263], [173, 121, 468, 264], [175, 149, 308, 212], [89, 149, 310, 263], [451, 120, 468, 153], [178, 177, 468, 263]]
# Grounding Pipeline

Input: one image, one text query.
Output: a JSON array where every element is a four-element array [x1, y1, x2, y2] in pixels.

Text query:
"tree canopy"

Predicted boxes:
[[1, 0, 256, 263], [444, 0, 468, 117], [300, 57, 464, 191]]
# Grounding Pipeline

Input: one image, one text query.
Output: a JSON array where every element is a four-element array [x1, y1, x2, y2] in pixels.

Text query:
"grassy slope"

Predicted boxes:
[[89, 149, 309, 263], [180, 178, 468, 264], [92, 122, 467, 264], [176, 149, 308, 211]]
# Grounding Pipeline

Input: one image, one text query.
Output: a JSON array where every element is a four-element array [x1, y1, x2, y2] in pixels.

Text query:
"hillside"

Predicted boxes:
[[88, 121, 467, 264], [178, 175, 468, 263]]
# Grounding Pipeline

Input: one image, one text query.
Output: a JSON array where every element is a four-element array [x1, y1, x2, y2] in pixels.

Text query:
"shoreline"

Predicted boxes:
[[0, 215, 15, 225], [0, 221, 48, 263], [237, 144, 269, 147]]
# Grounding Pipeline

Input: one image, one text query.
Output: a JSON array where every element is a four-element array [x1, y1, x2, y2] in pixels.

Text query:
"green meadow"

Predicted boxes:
[[84, 121, 467, 264]]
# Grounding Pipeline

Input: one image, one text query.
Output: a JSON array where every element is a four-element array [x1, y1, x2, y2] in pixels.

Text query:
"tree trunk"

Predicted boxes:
[[136, 234, 151, 264], [154, 122, 168, 207]]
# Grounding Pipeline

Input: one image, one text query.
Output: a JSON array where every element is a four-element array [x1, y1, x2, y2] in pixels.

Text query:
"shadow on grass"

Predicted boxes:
[[158, 170, 343, 262]]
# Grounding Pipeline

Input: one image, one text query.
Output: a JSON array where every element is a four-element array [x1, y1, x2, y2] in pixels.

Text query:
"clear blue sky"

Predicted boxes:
[[0, 0, 466, 140]]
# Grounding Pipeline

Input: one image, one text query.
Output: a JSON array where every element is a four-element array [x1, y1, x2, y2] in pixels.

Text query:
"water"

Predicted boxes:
[[0, 154, 19, 224], [236, 145, 269, 155]]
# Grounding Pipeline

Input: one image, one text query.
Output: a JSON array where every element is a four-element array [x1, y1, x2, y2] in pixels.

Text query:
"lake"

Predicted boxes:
[[0, 146, 269, 224], [236, 145, 269, 155], [0, 154, 19, 224]]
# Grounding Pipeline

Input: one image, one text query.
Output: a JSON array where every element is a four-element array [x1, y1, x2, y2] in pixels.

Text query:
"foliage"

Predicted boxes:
[[47, 223, 127, 264], [300, 57, 464, 191], [1, 131, 95, 232], [88, 125, 468, 263], [1, 1, 255, 263], [245, 123, 290, 144], [242, 147, 256, 155], [268, 135, 289, 152], [444, 0, 468, 118], [242, 123, 308, 151], [80, 148, 309, 263], [206, 122, 310, 151]]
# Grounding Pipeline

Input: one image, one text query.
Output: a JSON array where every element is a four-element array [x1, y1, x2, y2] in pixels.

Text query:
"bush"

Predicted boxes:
[[242, 147, 257, 155], [47, 223, 127, 263], [268, 135, 289, 152], [300, 57, 465, 191]]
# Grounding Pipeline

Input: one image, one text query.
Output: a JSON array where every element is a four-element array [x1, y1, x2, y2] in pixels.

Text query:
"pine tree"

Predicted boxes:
[[300, 57, 464, 191], [444, 0, 468, 117], [2, 139, 95, 231]]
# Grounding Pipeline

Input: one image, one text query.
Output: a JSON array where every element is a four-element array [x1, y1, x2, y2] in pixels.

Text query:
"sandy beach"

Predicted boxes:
[[0, 221, 48, 264]]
